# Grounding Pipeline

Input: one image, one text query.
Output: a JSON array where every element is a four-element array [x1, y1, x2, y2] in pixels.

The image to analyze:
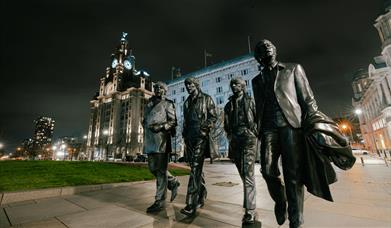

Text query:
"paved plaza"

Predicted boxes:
[[1, 157, 390, 228]]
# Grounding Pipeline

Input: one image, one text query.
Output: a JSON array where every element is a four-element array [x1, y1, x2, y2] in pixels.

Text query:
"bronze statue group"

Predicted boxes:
[[143, 40, 355, 228]]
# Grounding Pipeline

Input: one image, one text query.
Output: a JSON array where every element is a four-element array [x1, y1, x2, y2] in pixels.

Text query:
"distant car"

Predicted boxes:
[[352, 149, 369, 155], [134, 154, 147, 162]]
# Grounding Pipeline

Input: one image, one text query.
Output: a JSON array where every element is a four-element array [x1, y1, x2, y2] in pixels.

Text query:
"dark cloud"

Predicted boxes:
[[0, 0, 384, 150]]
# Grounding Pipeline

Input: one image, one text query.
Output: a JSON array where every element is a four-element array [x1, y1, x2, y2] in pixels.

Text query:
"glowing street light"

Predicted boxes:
[[354, 108, 362, 115], [0, 143, 3, 150], [103, 130, 109, 135], [83, 135, 88, 139], [341, 124, 348, 130]]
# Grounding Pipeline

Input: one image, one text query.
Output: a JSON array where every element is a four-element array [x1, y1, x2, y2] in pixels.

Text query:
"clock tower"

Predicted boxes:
[[87, 33, 154, 161]]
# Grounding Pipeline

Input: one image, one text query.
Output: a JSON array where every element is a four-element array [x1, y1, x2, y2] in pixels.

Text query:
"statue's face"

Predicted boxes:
[[154, 84, 166, 97], [185, 82, 197, 95], [255, 40, 277, 66], [231, 81, 244, 95]]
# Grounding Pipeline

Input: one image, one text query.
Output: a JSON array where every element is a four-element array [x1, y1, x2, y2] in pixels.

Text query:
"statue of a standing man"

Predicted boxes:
[[252, 40, 319, 228], [180, 77, 217, 216], [144, 82, 180, 213], [224, 78, 258, 224]]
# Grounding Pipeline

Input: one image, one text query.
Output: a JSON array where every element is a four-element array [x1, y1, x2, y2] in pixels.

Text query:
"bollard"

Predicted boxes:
[[384, 158, 389, 167], [360, 157, 364, 166], [377, 150, 381, 157], [384, 151, 388, 158]]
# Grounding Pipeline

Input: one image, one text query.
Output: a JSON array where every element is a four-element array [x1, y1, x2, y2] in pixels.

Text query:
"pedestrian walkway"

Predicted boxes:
[[1, 160, 390, 227]]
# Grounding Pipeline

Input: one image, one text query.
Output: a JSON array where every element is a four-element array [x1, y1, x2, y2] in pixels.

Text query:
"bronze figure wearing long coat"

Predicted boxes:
[[224, 78, 258, 224], [252, 40, 318, 228], [180, 77, 217, 217]]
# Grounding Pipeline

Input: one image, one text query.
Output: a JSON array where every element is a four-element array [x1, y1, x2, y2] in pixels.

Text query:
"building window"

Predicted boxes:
[[216, 77, 221, 83], [216, 86, 223, 94], [182, 96, 185, 102], [202, 80, 209, 87], [172, 90, 176, 95], [173, 98, 176, 103], [245, 80, 249, 86], [216, 97, 224, 105], [357, 83, 362, 92], [241, 69, 249, 76], [181, 87, 185, 92], [227, 73, 234, 80]]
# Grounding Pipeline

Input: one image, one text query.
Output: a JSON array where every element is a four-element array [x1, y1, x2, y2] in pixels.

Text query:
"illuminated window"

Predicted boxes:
[[202, 80, 209, 87], [241, 69, 249, 76]]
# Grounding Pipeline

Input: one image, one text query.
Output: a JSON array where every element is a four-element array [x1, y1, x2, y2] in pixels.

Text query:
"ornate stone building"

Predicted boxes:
[[86, 33, 154, 161], [352, 4, 391, 153]]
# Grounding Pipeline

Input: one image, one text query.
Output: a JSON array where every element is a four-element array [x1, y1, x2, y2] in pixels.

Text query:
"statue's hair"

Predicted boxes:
[[154, 81, 168, 92], [230, 77, 246, 89], [184, 77, 200, 89]]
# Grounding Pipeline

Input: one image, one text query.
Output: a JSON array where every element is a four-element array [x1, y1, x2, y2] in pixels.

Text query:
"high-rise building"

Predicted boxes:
[[352, 3, 391, 153], [166, 54, 259, 157], [31, 116, 55, 158], [86, 33, 154, 161], [33, 116, 55, 146]]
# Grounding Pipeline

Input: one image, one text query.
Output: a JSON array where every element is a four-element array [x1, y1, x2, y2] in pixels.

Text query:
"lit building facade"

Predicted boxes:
[[166, 54, 259, 156], [86, 33, 154, 161], [352, 5, 391, 153]]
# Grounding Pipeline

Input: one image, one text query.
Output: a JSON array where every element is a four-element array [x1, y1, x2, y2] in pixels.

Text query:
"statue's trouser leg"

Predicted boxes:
[[279, 127, 304, 227], [233, 134, 257, 211], [185, 137, 207, 208], [261, 130, 287, 206], [167, 170, 178, 191], [148, 153, 168, 202]]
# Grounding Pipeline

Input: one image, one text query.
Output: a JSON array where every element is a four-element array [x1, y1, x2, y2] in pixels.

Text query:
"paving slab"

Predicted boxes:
[[57, 205, 154, 228], [4, 198, 85, 225], [304, 207, 391, 227], [0, 208, 11, 228], [305, 197, 391, 222], [1, 188, 61, 205], [16, 218, 67, 228], [62, 194, 111, 210]]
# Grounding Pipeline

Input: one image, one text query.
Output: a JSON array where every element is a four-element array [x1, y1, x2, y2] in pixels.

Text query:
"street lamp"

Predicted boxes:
[[354, 108, 362, 115], [0, 143, 4, 150]]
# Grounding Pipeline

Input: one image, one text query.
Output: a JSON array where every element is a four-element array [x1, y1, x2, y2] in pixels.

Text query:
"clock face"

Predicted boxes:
[[124, 60, 132, 70], [112, 58, 118, 68]]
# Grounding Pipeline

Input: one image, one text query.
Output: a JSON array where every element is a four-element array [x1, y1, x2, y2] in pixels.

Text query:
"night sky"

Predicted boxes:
[[0, 0, 385, 150]]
